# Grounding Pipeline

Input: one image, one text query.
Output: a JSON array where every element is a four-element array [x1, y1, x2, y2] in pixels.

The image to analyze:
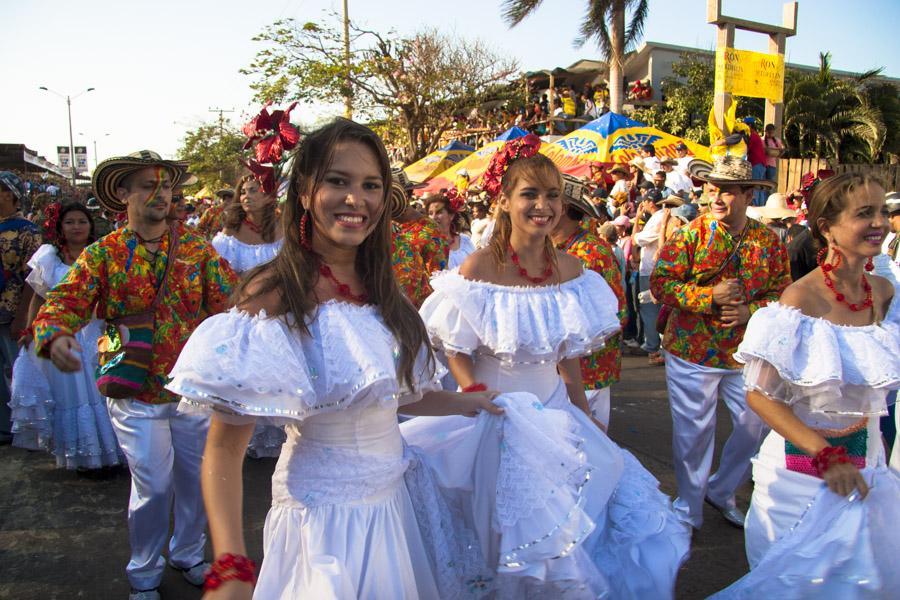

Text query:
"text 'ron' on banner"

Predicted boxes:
[[715, 47, 785, 103]]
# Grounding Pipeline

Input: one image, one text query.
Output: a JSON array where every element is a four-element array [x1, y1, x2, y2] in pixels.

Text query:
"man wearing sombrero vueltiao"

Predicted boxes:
[[651, 156, 791, 532], [31, 151, 238, 600]]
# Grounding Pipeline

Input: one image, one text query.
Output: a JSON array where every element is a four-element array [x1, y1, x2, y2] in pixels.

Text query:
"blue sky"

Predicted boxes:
[[3, 0, 897, 169]]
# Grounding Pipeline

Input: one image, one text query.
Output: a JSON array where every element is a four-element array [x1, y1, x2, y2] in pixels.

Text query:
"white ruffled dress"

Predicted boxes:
[[404, 270, 691, 599], [211, 232, 286, 457], [448, 234, 476, 270], [169, 302, 605, 599], [711, 301, 900, 599], [9, 244, 122, 469]]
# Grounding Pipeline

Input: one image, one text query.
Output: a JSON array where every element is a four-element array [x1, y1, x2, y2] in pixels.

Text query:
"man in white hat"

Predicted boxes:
[[32, 151, 239, 600], [651, 156, 791, 530]]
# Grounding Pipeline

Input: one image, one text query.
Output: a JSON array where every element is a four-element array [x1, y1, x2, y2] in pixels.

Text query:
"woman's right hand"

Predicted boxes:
[[203, 580, 253, 600], [822, 461, 869, 500]]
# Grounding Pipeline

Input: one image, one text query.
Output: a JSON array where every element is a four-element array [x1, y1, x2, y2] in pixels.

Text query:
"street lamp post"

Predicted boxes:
[[39, 86, 95, 187], [80, 132, 111, 169]]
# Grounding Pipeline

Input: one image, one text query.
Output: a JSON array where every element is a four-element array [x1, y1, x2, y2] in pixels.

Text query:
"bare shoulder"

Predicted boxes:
[[459, 248, 495, 281], [868, 273, 895, 314], [777, 273, 822, 313], [236, 270, 283, 316], [554, 250, 584, 282]]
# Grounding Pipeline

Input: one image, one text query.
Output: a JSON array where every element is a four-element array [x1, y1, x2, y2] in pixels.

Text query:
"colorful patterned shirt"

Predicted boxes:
[[650, 214, 790, 369], [558, 226, 626, 389], [398, 215, 450, 277], [391, 223, 432, 308], [0, 212, 41, 324], [33, 225, 238, 404], [197, 203, 227, 238]]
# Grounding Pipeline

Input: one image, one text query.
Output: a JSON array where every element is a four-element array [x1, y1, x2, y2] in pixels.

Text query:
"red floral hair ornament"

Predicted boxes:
[[42, 202, 62, 244], [444, 188, 466, 214], [240, 102, 301, 195], [479, 133, 542, 200], [799, 169, 835, 201]]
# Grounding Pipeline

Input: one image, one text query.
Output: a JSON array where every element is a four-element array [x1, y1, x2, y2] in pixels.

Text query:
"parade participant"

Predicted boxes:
[[212, 175, 284, 275], [424, 191, 475, 270], [167, 118, 504, 600], [393, 169, 449, 279], [406, 137, 689, 599], [11, 203, 122, 471], [0, 171, 41, 445], [32, 150, 238, 600], [651, 156, 791, 530], [711, 172, 900, 598], [551, 174, 626, 427], [468, 196, 491, 248], [196, 188, 234, 238], [633, 188, 666, 365], [389, 173, 435, 308]]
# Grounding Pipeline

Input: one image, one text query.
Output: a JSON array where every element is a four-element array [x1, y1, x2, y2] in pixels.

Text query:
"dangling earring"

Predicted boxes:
[[865, 256, 874, 272], [816, 246, 842, 272], [300, 211, 312, 251]]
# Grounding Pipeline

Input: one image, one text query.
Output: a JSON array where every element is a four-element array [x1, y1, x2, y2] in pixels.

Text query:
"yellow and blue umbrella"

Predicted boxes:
[[419, 127, 528, 195], [542, 113, 711, 177], [404, 140, 475, 184]]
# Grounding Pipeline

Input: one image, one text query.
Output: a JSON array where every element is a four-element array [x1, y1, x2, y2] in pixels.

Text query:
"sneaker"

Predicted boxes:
[[705, 496, 746, 528], [129, 589, 160, 600], [623, 338, 640, 348], [171, 560, 209, 587]]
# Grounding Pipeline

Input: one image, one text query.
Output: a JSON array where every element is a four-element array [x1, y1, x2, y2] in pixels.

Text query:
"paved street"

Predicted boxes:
[[0, 354, 752, 600]]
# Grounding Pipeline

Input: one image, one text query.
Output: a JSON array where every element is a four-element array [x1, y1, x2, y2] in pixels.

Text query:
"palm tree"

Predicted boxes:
[[501, 0, 649, 114], [782, 52, 885, 162]]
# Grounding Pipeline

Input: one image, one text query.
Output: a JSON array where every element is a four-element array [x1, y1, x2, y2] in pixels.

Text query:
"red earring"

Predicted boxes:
[[865, 257, 874, 272], [300, 211, 312, 251]]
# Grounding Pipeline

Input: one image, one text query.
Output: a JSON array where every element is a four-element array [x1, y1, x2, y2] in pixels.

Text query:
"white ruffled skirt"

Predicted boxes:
[[711, 427, 900, 599]]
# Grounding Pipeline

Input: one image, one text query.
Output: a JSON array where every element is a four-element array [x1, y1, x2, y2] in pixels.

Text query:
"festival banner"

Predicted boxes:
[[715, 47, 785, 103], [74, 146, 88, 173], [541, 112, 711, 176], [57, 146, 71, 170], [404, 140, 474, 183]]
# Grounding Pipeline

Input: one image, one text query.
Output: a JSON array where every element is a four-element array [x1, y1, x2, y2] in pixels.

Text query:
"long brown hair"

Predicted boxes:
[[225, 174, 279, 243], [424, 194, 467, 236], [238, 118, 433, 388], [487, 153, 562, 274], [808, 172, 885, 249]]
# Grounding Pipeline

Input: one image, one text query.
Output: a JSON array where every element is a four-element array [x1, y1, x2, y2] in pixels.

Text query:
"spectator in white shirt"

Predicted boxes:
[[660, 159, 692, 194], [638, 143, 661, 182], [632, 188, 666, 364], [673, 142, 693, 178]]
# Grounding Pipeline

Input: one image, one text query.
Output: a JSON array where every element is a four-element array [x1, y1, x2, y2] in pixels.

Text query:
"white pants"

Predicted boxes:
[[664, 353, 767, 528], [108, 399, 210, 590], [587, 387, 611, 428]]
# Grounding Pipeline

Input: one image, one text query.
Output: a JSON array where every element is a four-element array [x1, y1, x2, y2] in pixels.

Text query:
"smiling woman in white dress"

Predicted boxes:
[[168, 119, 508, 600], [711, 173, 900, 598], [402, 140, 690, 599], [211, 175, 286, 458], [424, 192, 475, 270]]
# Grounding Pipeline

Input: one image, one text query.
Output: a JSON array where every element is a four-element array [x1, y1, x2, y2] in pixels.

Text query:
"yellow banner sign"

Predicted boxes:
[[715, 47, 785, 103]]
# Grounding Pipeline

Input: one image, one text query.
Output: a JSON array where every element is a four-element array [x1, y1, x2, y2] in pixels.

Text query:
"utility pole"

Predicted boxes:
[[39, 86, 94, 187], [208, 107, 234, 137], [343, 0, 353, 120]]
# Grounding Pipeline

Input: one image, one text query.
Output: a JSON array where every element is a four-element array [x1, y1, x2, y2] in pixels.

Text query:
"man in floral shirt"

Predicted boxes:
[[651, 157, 790, 531], [552, 175, 625, 428], [0, 171, 41, 444], [33, 151, 237, 600]]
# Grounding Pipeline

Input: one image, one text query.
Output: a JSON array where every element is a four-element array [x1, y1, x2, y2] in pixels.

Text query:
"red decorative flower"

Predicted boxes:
[[445, 188, 466, 214], [42, 202, 62, 243], [480, 133, 542, 200], [240, 159, 277, 195], [242, 102, 301, 163]]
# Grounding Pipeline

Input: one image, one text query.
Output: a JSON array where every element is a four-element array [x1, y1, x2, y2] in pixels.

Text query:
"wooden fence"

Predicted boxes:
[[777, 158, 899, 193]]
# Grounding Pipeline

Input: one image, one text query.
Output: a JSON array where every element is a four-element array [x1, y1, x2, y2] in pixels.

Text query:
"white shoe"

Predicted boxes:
[[172, 561, 210, 587], [129, 589, 160, 600]]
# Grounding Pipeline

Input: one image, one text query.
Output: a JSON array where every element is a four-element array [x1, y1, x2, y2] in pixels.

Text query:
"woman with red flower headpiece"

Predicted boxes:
[[10, 202, 123, 472], [423, 191, 474, 270], [402, 134, 690, 598]]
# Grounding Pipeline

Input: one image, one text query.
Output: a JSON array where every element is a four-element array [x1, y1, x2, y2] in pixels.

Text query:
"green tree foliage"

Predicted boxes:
[[241, 14, 518, 162], [502, 0, 649, 114], [177, 121, 246, 190]]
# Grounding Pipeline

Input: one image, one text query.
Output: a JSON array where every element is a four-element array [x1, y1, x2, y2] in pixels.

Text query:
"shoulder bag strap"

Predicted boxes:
[[698, 219, 750, 286], [151, 227, 179, 310]]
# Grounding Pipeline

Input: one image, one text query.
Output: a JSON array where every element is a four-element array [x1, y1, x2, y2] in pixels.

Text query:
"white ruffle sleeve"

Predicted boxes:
[[735, 302, 900, 416], [168, 302, 443, 424], [211, 233, 283, 274], [420, 270, 621, 363], [25, 244, 63, 298]]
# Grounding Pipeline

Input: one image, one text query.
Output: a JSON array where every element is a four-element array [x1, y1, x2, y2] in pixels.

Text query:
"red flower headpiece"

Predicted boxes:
[[42, 202, 62, 243], [240, 102, 301, 195], [479, 133, 542, 200], [444, 188, 466, 214], [799, 169, 835, 200]]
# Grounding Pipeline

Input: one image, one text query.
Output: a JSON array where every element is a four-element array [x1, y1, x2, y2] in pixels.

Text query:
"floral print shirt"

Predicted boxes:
[[398, 215, 450, 277], [0, 212, 41, 324], [558, 226, 626, 389], [33, 225, 238, 404], [391, 222, 432, 308], [650, 214, 790, 369], [197, 203, 227, 238]]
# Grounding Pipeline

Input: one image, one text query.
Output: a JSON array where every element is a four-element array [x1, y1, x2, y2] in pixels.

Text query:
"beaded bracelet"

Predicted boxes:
[[812, 445, 850, 477], [461, 382, 487, 393], [203, 553, 257, 591]]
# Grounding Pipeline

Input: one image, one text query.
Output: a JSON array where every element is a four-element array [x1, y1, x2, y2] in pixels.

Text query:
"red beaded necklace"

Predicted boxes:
[[242, 218, 262, 235], [509, 245, 554, 284], [318, 263, 368, 304], [818, 248, 873, 312]]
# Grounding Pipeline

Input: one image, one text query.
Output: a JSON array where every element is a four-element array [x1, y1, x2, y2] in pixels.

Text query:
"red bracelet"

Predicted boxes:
[[462, 382, 487, 393], [203, 553, 257, 591], [812, 446, 850, 477]]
